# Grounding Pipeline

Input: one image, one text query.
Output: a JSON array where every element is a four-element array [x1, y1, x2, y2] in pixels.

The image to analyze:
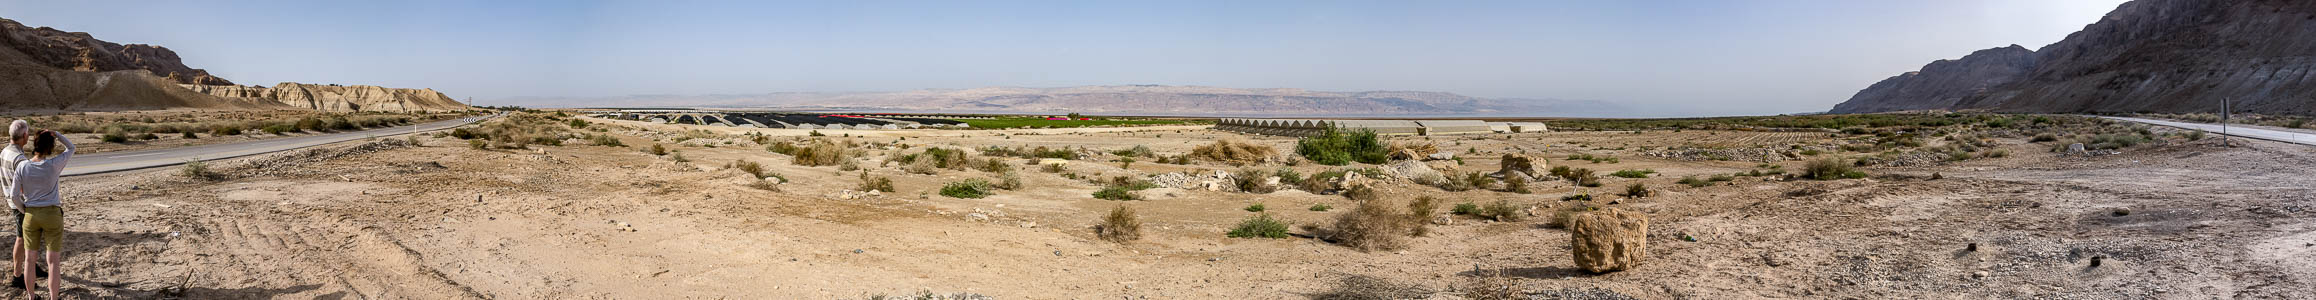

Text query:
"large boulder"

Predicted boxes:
[[1497, 154, 1547, 181], [1568, 208, 1648, 273], [1385, 160, 1442, 183]]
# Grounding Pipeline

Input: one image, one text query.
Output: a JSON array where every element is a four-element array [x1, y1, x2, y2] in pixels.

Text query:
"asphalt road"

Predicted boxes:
[[61, 113, 495, 177], [2099, 116, 2316, 146]]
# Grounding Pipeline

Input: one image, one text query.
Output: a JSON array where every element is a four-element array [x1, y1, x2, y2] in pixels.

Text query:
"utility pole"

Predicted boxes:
[[2222, 97, 2231, 147]]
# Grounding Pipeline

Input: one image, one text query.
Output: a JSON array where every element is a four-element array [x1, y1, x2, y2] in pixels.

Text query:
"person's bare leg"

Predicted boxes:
[[41, 251, 56, 299]]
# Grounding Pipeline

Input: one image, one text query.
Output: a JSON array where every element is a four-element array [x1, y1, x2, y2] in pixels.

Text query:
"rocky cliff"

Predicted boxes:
[[0, 17, 232, 85], [182, 83, 468, 112], [1832, 0, 2316, 115], [1828, 45, 2036, 113]]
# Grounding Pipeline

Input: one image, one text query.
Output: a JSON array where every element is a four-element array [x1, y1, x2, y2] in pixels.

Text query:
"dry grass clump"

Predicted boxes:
[[1475, 200, 1524, 222], [1191, 139, 1275, 165], [856, 173, 896, 192], [1342, 184, 1379, 201], [1313, 275, 1429, 300], [783, 141, 852, 167], [1545, 204, 1599, 228], [1096, 206, 1142, 243], [1801, 158, 1867, 180], [1233, 168, 1277, 193], [1316, 198, 1416, 252], [1622, 183, 1651, 198], [893, 147, 971, 174], [1408, 196, 1440, 236]]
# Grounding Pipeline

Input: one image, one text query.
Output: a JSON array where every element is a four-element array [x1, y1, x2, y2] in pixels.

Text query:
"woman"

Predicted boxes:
[[11, 130, 69, 299]]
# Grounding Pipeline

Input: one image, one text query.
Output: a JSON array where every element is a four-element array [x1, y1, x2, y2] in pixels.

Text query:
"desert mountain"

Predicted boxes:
[[0, 17, 467, 113], [508, 85, 1623, 117], [1831, 0, 2316, 115], [182, 83, 468, 112]]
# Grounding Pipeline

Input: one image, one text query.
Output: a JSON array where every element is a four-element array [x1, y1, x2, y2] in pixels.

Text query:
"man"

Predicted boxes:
[[0, 120, 25, 289]]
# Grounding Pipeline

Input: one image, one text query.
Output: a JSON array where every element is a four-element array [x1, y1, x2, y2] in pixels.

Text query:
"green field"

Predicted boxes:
[[954, 118, 1198, 129]]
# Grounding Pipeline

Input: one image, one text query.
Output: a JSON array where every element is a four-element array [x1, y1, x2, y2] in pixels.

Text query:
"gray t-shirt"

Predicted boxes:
[[13, 135, 70, 208]]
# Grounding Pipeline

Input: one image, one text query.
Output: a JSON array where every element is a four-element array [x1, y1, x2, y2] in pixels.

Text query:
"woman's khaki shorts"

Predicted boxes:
[[20, 206, 59, 252]]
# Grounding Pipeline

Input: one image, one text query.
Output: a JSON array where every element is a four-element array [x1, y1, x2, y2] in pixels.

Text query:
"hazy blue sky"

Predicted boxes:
[[1, 0, 2128, 116]]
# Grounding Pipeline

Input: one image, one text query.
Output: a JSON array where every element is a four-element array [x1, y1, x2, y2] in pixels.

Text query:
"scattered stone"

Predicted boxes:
[[1972, 271, 1988, 279], [1496, 154, 1546, 181], [1425, 152, 1456, 161], [853, 249, 865, 254], [2066, 143, 2089, 156], [1569, 207, 1649, 273], [1431, 215, 1453, 225]]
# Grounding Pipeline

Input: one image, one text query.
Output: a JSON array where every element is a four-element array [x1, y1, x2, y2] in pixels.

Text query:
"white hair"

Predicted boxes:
[[7, 120, 25, 140]]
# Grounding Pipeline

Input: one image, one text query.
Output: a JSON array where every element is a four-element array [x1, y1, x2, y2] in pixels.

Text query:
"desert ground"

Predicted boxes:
[[6, 112, 2312, 299]]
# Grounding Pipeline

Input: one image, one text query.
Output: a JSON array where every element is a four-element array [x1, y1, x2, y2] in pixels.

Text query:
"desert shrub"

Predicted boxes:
[[1275, 168, 1305, 186], [1609, 169, 1654, 178], [1111, 145, 1154, 158], [326, 117, 357, 131], [1191, 139, 1275, 165], [1097, 206, 1142, 242], [1309, 203, 1333, 211], [1302, 169, 1347, 192], [449, 128, 481, 139], [857, 174, 896, 192], [1802, 158, 1867, 180], [136, 132, 159, 140], [1491, 174, 1528, 193], [1451, 202, 1480, 215], [295, 117, 325, 132], [1295, 128, 1388, 166], [100, 132, 129, 143], [1321, 198, 1414, 252], [895, 147, 971, 171], [669, 152, 688, 162], [808, 130, 825, 137], [1226, 213, 1291, 239], [1040, 163, 1065, 173], [644, 144, 669, 156], [1545, 204, 1599, 228], [1710, 174, 1735, 182], [1560, 192, 1593, 201], [994, 172, 1023, 190], [1234, 168, 1276, 193], [732, 160, 770, 179], [1562, 168, 1601, 187], [1677, 176, 1707, 187], [468, 139, 489, 150], [939, 179, 995, 198], [179, 159, 211, 179], [1475, 200, 1523, 222], [976, 158, 1013, 173], [588, 134, 626, 147], [1092, 186, 1141, 200], [1342, 184, 1379, 201], [2031, 133, 2059, 143], [209, 125, 243, 136], [1623, 183, 1651, 198], [790, 141, 852, 166], [180, 132, 198, 139], [566, 119, 589, 129], [1409, 196, 1441, 219], [1243, 203, 1267, 212]]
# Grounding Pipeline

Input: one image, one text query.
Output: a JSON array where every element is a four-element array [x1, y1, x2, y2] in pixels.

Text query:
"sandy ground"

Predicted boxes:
[[7, 116, 2313, 299]]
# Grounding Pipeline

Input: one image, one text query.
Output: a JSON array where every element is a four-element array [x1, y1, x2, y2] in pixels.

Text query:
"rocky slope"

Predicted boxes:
[[0, 17, 232, 85], [508, 85, 1623, 117], [1832, 0, 2316, 115], [183, 83, 468, 112]]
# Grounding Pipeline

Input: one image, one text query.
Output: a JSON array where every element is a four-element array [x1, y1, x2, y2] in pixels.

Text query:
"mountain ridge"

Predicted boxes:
[[501, 85, 1624, 117]]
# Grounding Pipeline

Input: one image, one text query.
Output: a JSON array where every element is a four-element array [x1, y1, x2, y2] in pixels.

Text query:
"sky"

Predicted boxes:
[[0, 0, 2130, 116]]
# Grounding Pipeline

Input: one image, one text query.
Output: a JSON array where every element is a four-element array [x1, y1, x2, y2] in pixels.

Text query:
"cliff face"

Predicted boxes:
[[0, 17, 233, 85], [182, 83, 468, 112], [1833, 0, 2316, 115], [1829, 45, 2037, 113]]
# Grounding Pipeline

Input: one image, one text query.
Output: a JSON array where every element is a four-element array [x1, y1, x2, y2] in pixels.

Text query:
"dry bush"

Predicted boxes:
[[789, 141, 851, 166], [1191, 139, 1275, 165], [1342, 184, 1379, 201], [1476, 200, 1523, 222], [731, 160, 769, 179], [1545, 204, 1598, 228], [1408, 196, 1440, 236], [1317, 199, 1414, 252], [1502, 175, 1530, 193], [994, 172, 1023, 190], [857, 173, 896, 192], [1097, 206, 1142, 243], [1234, 168, 1277, 193], [1801, 158, 1865, 180], [1313, 275, 1429, 300]]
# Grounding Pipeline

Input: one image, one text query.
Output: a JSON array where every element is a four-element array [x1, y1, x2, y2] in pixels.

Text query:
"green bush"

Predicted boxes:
[[1609, 169, 1654, 178], [100, 132, 129, 143], [1244, 203, 1267, 212], [940, 179, 995, 198], [1226, 213, 1291, 239], [1623, 183, 1651, 198], [1308, 203, 1333, 211], [1802, 158, 1866, 180], [644, 144, 669, 156], [1295, 128, 1388, 165], [209, 125, 243, 136], [468, 139, 489, 150], [1451, 202, 1480, 215], [1678, 176, 1710, 187], [262, 124, 297, 135], [588, 134, 626, 147], [1093, 186, 1141, 200]]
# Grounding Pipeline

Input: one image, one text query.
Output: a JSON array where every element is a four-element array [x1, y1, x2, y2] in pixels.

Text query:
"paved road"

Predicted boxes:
[[2098, 116, 2316, 146], [61, 113, 496, 177]]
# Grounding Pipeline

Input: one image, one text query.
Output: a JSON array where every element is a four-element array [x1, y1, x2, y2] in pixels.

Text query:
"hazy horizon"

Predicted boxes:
[[1, 0, 2129, 117]]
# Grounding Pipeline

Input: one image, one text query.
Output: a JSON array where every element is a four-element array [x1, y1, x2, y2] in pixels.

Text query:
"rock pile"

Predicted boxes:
[[1569, 207, 1649, 273], [1495, 154, 1546, 181]]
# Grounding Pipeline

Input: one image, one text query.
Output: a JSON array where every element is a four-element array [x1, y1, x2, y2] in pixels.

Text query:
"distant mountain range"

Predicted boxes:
[[503, 85, 1626, 117], [1832, 0, 2316, 115]]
